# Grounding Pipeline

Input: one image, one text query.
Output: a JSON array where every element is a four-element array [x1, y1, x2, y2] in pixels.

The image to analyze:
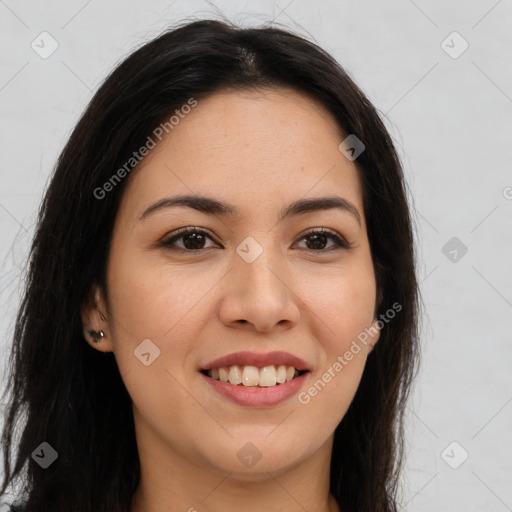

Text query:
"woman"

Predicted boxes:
[[0, 18, 421, 512]]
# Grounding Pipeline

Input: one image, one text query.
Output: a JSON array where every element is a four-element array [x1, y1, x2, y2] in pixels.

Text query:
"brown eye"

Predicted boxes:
[[180, 232, 207, 250], [160, 228, 218, 251], [296, 229, 349, 252], [159, 227, 349, 254], [305, 233, 329, 250]]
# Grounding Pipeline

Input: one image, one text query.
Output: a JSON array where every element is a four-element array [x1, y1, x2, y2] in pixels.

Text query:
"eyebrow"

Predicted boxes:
[[139, 194, 361, 227]]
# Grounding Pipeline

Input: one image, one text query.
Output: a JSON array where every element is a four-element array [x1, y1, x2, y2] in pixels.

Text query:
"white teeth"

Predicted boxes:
[[259, 366, 277, 387], [276, 365, 287, 384], [206, 364, 303, 387], [228, 365, 243, 385], [242, 366, 259, 386]]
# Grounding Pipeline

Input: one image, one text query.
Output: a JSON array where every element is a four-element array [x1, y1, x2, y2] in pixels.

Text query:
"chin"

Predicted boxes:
[[198, 434, 310, 477]]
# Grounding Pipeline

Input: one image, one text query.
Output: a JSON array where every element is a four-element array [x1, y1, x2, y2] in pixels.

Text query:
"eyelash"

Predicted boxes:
[[159, 226, 350, 253]]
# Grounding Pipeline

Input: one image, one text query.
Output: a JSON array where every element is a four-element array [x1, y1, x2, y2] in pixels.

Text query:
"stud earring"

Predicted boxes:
[[88, 329, 105, 343]]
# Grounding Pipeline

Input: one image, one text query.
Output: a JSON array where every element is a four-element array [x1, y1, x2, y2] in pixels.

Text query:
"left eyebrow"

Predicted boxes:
[[139, 194, 361, 227], [281, 196, 361, 227]]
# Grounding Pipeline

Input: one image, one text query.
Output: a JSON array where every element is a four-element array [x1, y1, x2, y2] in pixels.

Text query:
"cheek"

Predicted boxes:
[[104, 252, 215, 455], [302, 354, 366, 434], [297, 271, 373, 427], [106, 247, 216, 343], [295, 260, 375, 412], [300, 262, 376, 346]]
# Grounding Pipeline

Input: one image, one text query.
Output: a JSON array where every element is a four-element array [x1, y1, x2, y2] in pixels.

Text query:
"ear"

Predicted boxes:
[[81, 284, 113, 352]]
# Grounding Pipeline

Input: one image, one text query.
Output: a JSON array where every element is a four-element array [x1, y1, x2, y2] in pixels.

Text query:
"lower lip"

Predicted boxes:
[[200, 372, 310, 407]]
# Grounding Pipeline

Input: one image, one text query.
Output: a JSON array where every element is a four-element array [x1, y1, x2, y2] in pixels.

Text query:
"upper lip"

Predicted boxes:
[[201, 351, 311, 371]]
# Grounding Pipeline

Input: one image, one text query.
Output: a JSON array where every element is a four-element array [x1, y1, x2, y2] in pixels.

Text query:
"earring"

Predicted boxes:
[[88, 329, 105, 343]]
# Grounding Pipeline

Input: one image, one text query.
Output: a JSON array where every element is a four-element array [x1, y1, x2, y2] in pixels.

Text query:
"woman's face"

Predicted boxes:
[[85, 87, 379, 479]]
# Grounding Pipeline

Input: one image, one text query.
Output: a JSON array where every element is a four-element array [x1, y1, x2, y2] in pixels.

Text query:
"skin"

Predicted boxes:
[[82, 87, 380, 512]]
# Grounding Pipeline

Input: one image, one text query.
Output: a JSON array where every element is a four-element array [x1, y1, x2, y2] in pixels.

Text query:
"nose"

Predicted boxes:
[[217, 243, 301, 333]]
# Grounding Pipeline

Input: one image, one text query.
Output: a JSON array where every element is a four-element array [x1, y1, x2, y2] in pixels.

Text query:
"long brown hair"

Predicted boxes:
[[0, 19, 421, 512]]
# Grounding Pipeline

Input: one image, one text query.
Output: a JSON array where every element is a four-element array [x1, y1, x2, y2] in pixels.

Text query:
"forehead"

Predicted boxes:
[[119, 87, 364, 224]]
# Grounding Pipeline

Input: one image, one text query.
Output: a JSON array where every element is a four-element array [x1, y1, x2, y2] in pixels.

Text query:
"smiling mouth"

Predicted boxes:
[[200, 365, 309, 388]]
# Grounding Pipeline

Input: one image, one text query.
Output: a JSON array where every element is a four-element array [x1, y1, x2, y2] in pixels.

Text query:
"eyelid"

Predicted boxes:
[[159, 226, 351, 252], [297, 227, 351, 249], [159, 226, 221, 249]]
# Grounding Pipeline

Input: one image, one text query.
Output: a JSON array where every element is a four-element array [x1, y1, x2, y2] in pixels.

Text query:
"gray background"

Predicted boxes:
[[1, 1, 511, 510]]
